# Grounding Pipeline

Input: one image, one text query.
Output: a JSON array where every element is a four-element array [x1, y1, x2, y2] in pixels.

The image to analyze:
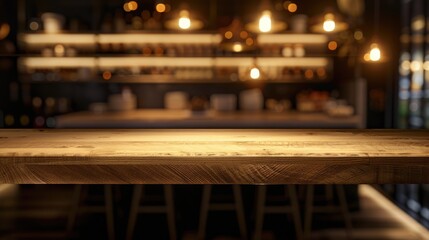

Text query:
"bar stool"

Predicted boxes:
[[198, 185, 247, 240], [126, 185, 176, 240], [254, 185, 303, 240], [304, 185, 352, 239], [67, 185, 115, 240]]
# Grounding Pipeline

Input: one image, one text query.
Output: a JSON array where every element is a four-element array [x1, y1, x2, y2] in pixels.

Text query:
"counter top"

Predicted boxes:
[[0, 129, 427, 184], [55, 109, 363, 129]]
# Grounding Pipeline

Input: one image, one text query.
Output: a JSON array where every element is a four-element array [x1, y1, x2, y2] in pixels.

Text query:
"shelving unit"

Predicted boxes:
[[8, 0, 365, 130], [18, 32, 332, 83]]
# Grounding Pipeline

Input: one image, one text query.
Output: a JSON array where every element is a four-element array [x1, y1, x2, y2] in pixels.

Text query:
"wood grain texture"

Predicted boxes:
[[0, 129, 428, 184]]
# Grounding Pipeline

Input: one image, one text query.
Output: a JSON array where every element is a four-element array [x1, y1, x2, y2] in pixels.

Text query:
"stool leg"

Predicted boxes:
[[287, 185, 303, 240], [164, 185, 177, 240], [126, 185, 143, 240], [325, 185, 334, 203], [198, 185, 212, 240], [104, 185, 115, 240], [335, 185, 353, 239], [67, 184, 82, 236], [232, 185, 247, 240], [304, 185, 314, 239], [254, 185, 266, 240]]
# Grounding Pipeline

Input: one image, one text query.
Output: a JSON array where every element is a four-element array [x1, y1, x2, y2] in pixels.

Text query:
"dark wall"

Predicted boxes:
[[0, 0, 18, 128]]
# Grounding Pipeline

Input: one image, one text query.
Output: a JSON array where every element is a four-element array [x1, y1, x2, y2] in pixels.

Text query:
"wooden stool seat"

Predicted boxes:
[[254, 185, 303, 240], [126, 185, 176, 240], [198, 185, 247, 240]]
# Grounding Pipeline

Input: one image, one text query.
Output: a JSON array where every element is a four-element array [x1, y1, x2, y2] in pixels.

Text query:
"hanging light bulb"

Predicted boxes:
[[246, 0, 286, 33], [178, 10, 191, 29], [232, 42, 244, 52], [364, 0, 385, 63], [250, 66, 261, 80], [364, 43, 382, 62], [165, 5, 203, 31], [323, 13, 336, 32], [259, 10, 272, 33], [244, 59, 265, 81], [310, 9, 348, 33], [369, 44, 381, 61]]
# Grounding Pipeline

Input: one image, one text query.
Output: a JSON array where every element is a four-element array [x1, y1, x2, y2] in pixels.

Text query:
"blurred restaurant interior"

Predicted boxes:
[[0, 0, 429, 239]]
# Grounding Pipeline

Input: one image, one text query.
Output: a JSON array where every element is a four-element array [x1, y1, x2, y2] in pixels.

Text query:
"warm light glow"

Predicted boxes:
[[259, 11, 272, 33], [124, 1, 138, 12], [156, 3, 166, 13], [103, 71, 112, 80], [304, 69, 314, 79], [232, 43, 243, 52], [369, 43, 381, 62], [412, 16, 425, 31], [401, 60, 411, 71], [128, 1, 138, 11], [178, 10, 191, 30], [54, 44, 65, 56], [0, 23, 10, 40], [323, 13, 336, 32], [316, 68, 327, 78], [363, 53, 371, 62], [245, 37, 254, 46], [328, 41, 337, 51], [165, 9, 203, 31], [29, 21, 40, 31], [179, 17, 191, 29], [240, 31, 248, 39], [423, 61, 429, 71], [323, 20, 336, 32], [224, 31, 233, 39], [123, 2, 130, 12], [411, 60, 422, 72], [287, 3, 298, 13], [354, 30, 363, 40], [250, 67, 261, 80]]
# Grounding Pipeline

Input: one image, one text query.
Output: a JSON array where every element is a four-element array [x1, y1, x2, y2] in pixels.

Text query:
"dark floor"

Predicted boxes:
[[0, 185, 427, 240]]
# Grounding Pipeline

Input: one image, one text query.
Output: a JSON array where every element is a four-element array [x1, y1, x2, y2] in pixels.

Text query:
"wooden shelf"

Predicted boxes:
[[19, 33, 329, 46], [19, 57, 331, 69], [21, 75, 330, 84]]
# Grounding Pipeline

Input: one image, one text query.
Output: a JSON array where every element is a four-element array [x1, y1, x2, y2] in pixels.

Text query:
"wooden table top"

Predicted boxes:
[[0, 129, 428, 184]]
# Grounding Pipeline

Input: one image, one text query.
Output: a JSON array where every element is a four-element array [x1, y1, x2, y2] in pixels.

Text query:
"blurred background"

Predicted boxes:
[[0, 0, 428, 239]]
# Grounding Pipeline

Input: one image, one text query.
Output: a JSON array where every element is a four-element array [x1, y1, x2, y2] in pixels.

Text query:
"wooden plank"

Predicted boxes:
[[0, 129, 428, 184]]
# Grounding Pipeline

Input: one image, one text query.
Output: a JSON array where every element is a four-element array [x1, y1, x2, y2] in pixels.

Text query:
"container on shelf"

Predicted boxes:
[[239, 89, 264, 111], [164, 91, 189, 110], [108, 87, 137, 111], [210, 94, 237, 112], [41, 13, 65, 33]]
